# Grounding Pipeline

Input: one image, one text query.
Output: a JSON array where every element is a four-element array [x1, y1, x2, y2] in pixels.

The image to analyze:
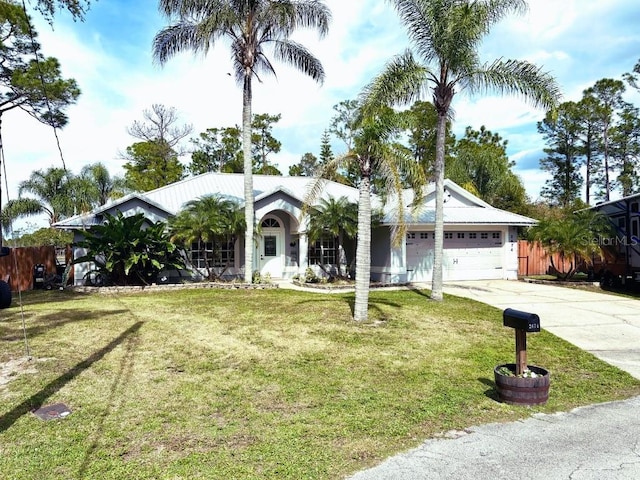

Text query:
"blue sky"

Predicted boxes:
[[4, 0, 640, 232]]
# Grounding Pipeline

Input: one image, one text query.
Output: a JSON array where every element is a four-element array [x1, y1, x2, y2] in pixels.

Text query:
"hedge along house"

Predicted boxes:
[[53, 172, 536, 286]]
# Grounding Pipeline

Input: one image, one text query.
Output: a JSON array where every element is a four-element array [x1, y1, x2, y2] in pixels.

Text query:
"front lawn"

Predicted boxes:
[[1, 287, 639, 479]]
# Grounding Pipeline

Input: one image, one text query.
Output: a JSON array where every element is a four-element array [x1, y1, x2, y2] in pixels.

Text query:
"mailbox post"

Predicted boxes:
[[503, 308, 540, 375]]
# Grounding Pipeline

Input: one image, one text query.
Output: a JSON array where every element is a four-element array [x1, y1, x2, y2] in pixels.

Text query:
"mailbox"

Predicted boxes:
[[503, 308, 540, 332]]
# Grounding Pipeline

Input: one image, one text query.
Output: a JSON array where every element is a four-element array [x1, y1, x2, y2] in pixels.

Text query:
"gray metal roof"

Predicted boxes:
[[143, 172, 363, 214], [385, 179, 537, 226], [53, 173, 537, 229]]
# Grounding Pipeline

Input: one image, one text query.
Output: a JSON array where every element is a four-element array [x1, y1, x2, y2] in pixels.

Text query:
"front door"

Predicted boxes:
[[259, 233, 283, 278], [258, 217, 284, 278]]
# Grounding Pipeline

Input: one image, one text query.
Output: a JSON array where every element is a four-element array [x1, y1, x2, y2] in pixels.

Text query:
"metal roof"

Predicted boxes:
[[53, 173, 537, 229]]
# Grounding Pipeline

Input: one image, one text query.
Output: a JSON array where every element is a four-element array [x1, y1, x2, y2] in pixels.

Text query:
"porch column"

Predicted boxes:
[[298, 232, 309, 275]]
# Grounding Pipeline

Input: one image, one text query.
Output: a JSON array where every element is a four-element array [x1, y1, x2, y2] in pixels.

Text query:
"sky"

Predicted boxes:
[[3, 0, 640, 233]]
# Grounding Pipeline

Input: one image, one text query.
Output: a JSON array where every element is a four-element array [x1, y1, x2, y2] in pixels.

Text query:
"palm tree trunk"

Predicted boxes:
[[354, 171, 372, 321], [243, 74, 254, 283], [431, 113, 447, 301]]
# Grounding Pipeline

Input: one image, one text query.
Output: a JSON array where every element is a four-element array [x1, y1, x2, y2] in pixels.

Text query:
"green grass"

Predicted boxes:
[[1, 287, 639, 479]]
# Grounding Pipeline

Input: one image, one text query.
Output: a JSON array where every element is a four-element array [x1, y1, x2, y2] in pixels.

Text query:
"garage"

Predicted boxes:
[[406, 230, 505, 282]]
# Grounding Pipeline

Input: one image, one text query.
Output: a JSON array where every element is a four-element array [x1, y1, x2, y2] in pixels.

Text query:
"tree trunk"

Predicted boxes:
[[431, 113, 446, 301], [242, 74, 254, 283], [353, 172, 372, 321]]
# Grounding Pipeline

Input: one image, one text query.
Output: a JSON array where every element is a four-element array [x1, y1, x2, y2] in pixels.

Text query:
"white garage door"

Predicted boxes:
[[406, 231, 504, 282], [406, 232, 434, 282]]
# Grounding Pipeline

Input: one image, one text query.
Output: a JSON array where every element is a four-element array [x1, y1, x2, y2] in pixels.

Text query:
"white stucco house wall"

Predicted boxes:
[[53, 172, 536, 286]]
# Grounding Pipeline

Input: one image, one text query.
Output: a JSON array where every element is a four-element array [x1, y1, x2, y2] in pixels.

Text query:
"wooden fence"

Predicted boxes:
[[518, 240, 576, 277], [0, 246, 73, 291]]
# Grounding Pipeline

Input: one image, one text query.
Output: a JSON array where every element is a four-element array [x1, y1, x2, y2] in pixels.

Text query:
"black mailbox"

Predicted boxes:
[[503, 308, 540, 332]]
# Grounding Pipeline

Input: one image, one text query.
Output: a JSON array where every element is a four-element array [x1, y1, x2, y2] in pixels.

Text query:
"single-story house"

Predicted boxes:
[[54, 172, 537, 285]]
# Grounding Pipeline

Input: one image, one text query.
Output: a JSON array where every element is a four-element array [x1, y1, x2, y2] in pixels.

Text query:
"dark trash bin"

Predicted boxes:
[[33, 264, 46, 289]]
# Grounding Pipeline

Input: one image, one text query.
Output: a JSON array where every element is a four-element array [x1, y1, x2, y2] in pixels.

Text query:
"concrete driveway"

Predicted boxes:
[[442, 279, 640, 380]]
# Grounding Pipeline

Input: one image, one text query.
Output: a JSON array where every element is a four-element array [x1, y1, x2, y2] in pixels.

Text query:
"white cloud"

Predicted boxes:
[[2, 0, 639, 233]]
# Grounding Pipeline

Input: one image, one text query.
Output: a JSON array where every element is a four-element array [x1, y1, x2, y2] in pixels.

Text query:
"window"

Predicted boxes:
[[444, 232, 453, 239], [469, 232, 477, 239], [457, 232, 465, 239], [420, 232, 429, 239], [262, 218, 280, 228], [308, 236, 336, 265], [407, 232, 416, 240], [481, 233, 488, 239], [190, 240, 235, 268], [492, 232, 501, 239], [263, 235, 277, 257]]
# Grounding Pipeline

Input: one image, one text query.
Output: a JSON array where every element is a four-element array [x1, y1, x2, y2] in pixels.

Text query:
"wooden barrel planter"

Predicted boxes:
[[494, 364, 550, 406]]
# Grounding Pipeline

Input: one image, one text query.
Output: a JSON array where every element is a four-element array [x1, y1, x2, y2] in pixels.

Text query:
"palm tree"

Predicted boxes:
[[79, 162, 128, 206], [365, 0, 561, 300], [307, 196, 358, 279], [169, 194, 245, 280], [1, 167, 89, 230], [153, 0, 331, 283], [528, 210, 612, 280], [306, 103, 426, 321]]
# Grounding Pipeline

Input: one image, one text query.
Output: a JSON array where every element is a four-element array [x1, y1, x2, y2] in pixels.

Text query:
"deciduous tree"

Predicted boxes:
[[449, 126, 528, 213]]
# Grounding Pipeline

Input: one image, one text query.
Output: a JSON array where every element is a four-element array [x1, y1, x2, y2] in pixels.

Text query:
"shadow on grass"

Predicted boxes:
[[77, 318, 142, 477], [406, 286, 431, 298], [478, 377, 500, 402], [0, 309, 131, 342], [10, 289, 97, 307], [0, 321, 144, 433]]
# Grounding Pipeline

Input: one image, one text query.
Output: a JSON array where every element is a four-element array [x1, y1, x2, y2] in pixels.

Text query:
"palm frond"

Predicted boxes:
[[466, 58, 562, 111], [271, 40, 325, 83], [361, 50, 429, 113]]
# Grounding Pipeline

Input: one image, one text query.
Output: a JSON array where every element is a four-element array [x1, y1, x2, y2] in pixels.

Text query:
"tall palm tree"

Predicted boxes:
[[153, 0, 331, 283], [306, 103, 426, 321], [365, 0, 561, 300], [307, 196, 358, 278]]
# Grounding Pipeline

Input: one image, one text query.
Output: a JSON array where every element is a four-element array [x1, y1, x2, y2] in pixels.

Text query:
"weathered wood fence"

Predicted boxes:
[[518, 240, 572, 277], [0, 246, 73, 291]]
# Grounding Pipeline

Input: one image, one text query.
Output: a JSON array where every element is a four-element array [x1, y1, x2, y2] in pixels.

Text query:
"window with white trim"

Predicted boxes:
[[262, 218, 280, 228], [308, 236, 337, 265], [190, 240, 235, 268]]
